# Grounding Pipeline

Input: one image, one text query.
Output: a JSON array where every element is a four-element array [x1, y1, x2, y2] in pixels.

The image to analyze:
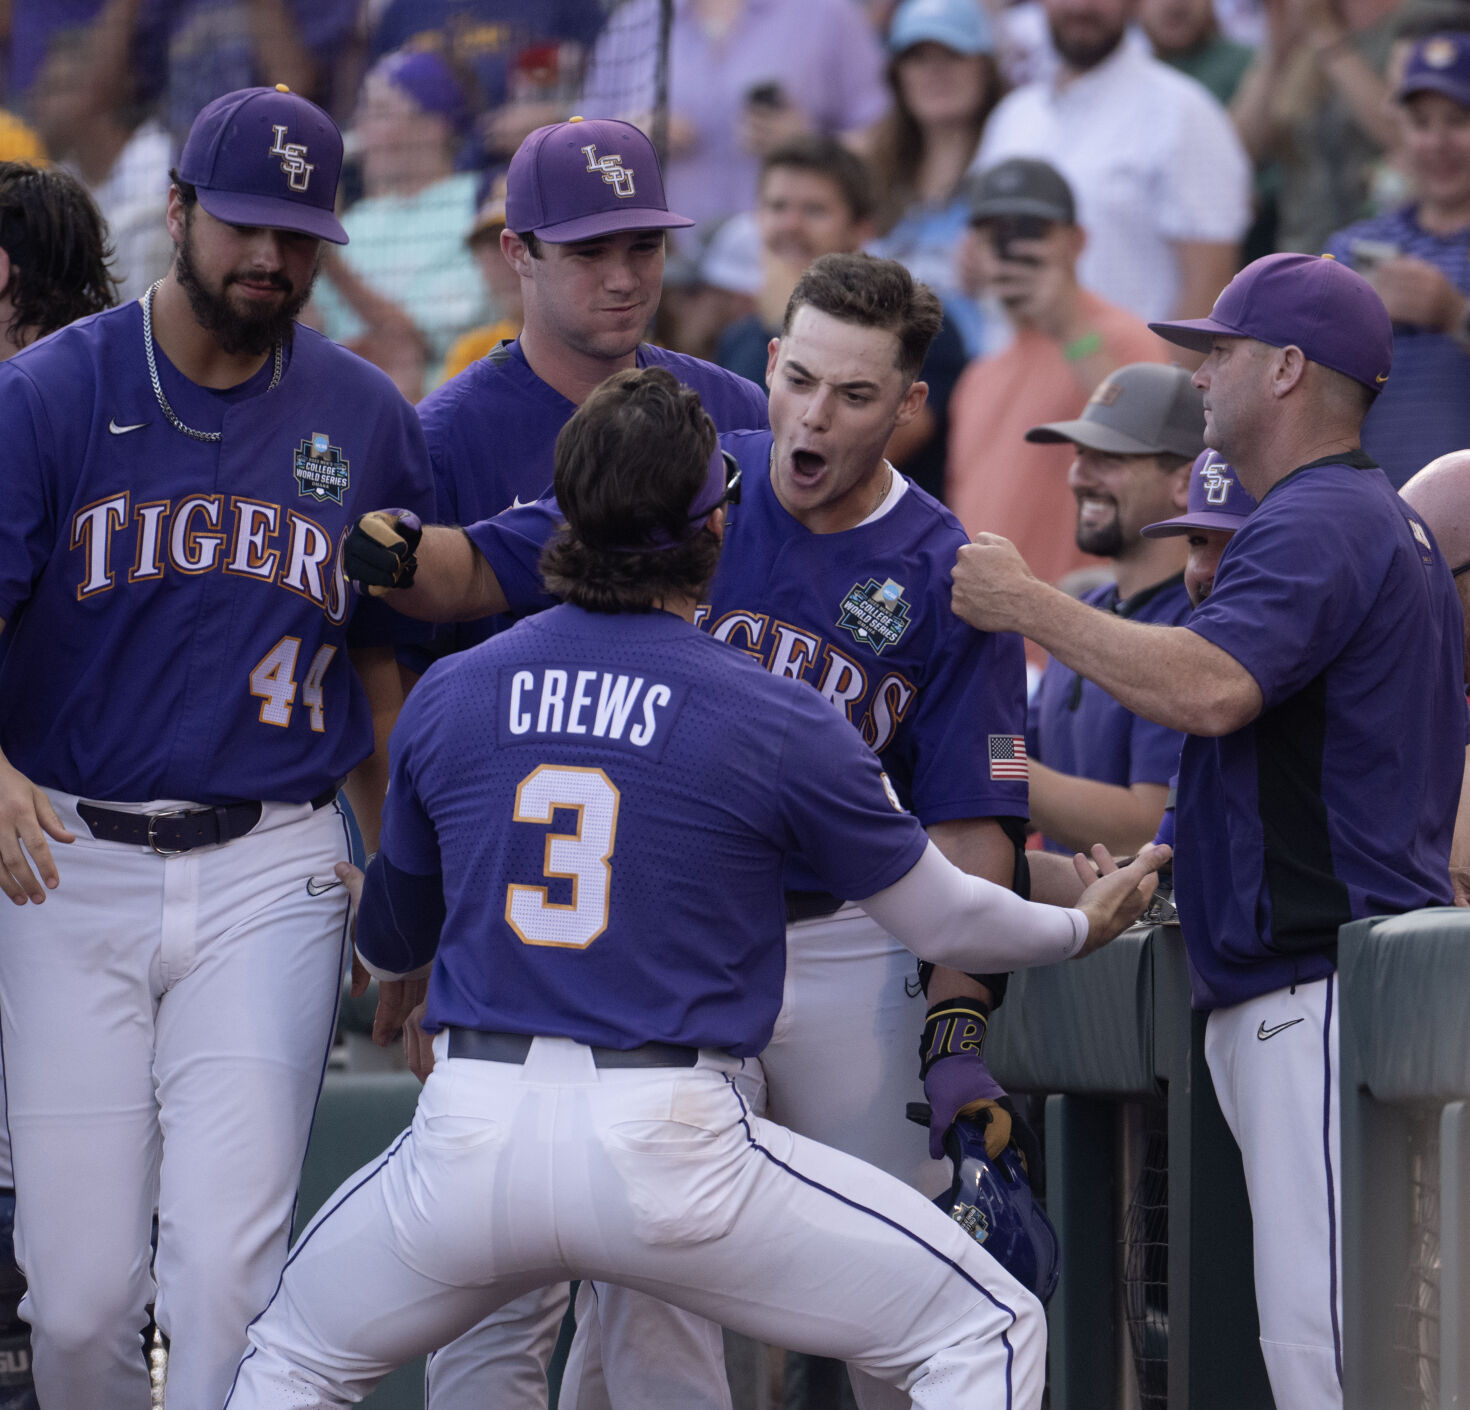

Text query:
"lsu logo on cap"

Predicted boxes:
[[269, 125, 314, 193], [581, 144, 635, 199], [1424, 36, 1459, 67], [1203, 464, 1233, 504]]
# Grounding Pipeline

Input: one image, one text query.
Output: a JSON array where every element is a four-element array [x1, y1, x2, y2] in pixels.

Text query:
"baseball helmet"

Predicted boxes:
[[935, 1117, 1061, 1303]]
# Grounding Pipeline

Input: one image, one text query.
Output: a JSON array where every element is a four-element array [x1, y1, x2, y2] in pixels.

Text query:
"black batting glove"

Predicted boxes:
[[344, 509, 423, 595]]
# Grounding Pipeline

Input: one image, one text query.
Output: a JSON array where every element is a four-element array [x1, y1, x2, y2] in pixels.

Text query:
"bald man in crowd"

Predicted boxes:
[[1399, 449, 1470, 906]]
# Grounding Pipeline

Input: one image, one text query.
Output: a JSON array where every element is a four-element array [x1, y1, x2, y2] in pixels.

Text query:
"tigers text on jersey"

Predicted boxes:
[[0, 303, 434, 804], [375, 605, 929, 1053], [467, 428, 1028, 888], [410, 340, 768, 665]]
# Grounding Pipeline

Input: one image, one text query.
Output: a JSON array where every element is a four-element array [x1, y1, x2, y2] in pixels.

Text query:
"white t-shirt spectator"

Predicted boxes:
[[976, 41, 1251, 322]]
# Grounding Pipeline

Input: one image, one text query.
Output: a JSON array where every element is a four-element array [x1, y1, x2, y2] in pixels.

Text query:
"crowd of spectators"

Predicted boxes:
[[0, 0, 1467, 497]]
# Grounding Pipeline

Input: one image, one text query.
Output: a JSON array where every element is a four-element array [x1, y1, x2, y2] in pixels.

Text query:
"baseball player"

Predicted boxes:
[[0, 87, 433, 1409], [404, 114, 767, 679], [350, 252, 1079, 1410], [949, 252, 1466, 1410], [0, 158, 118, 1410], [400, 114, 766, 1409], [226, 366, 1168, 1410], [1022, 363, 1200, 857]]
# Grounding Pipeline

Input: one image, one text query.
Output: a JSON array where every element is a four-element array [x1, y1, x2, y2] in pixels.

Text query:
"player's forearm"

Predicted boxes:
[[924, 818, 1017, 1008], [1004, 579, 1260, 735], [1027, 762, 1168, 857], [395, 526, 510, 622], [355, 853, 444, 980], [344, 647, 403, 853], [861, 841, 1087, 970]]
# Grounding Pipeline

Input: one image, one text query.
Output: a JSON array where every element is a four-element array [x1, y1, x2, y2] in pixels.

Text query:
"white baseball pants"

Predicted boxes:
[[225, 1033, 1044, 1410], [0, 790, 351, 1409], [428, 903, 946, 1410], [1205, 974, 1343, 1410]]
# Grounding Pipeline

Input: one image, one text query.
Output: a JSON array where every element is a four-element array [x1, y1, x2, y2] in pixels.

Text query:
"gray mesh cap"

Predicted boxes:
[[1025, 363, 1205, 458]]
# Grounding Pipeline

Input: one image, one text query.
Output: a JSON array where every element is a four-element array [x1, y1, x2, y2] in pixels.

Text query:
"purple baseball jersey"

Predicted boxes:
[[0, 304, 435, 804], [467, 428, 1030, 890], [1176, 452, 1463, 1009], [374, 604, 929, 1052], [1027, 576, 1191, 854], [410, 338, 767, 667]]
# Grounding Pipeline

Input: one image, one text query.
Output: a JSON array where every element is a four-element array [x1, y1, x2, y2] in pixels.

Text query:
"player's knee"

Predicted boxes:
[[26, 1277, 148, 1358]]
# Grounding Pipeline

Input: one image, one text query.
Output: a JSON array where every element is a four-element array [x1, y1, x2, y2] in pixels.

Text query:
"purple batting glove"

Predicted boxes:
[[923, 1052, 1006, 1162]]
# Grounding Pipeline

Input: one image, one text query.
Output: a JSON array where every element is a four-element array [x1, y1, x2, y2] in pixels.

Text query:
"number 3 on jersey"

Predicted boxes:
[[506, 765, 621, 949], [250, 636, 338, 731]]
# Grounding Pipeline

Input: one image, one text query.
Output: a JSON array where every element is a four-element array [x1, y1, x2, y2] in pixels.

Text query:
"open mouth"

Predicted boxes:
[[790, 449, 827, 484], [1075, 495, 1115, 529]]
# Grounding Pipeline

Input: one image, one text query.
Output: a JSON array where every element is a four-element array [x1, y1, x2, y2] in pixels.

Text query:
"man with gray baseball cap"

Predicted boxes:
[[1023, 363, 1202, 857]]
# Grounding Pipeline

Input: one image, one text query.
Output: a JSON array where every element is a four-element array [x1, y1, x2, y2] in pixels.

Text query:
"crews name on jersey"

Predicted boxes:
[[501, 666, 683, 756], [71, 493, 351, 621], [696, 607, 915, 752]]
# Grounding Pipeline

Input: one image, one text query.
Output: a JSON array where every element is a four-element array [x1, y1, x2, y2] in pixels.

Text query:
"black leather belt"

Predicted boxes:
[[77, 785, 339, 856], [784, 889, 845, 924], [447, 1029, 701, 1068]]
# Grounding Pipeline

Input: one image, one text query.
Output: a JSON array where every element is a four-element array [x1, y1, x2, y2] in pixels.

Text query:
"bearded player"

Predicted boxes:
[[0, 88, 432, 1408]]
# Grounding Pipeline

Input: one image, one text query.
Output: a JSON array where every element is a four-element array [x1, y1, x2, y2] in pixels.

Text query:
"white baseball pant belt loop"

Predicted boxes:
[[0, 786, 353, 1410]]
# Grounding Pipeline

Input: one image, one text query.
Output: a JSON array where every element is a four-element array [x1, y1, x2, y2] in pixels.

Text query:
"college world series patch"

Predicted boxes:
[[837, 577, 912, 655], [294, 433, 351, 504]]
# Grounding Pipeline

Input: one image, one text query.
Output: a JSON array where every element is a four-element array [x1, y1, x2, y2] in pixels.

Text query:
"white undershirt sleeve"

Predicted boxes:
[[857, 839, 1089, 969]]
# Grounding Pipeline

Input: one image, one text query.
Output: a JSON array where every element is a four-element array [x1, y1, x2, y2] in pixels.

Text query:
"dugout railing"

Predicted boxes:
[[1340, 907, 1470, 1410], [986, 922, 1273, 1410]]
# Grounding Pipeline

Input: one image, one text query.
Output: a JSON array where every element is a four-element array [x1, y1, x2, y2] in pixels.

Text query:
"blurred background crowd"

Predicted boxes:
[[0, 0, 1467, 540]]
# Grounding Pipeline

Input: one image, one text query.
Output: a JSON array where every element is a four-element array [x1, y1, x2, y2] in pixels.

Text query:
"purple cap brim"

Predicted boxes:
[[1147, 315, 1240, 353], [1399, 73, 1470, 105], [1140, 508, 1251, 538], [197, 186, 348, 244], [536, 205, 695, 243]]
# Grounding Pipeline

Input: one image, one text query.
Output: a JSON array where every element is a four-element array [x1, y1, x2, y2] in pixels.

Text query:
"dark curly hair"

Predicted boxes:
[[540, 367, 724, 613], [0, 163, 116, 348]]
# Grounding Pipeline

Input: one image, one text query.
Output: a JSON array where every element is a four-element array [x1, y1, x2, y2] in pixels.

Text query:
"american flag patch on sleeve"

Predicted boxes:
[[988, 734, 1029, 780]]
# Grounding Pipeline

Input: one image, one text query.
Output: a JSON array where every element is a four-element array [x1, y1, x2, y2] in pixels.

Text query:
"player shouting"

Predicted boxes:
[[352, 253, 1064, 1408], [226, 365, 1167, 1410], [0, 88, 432, 1408]]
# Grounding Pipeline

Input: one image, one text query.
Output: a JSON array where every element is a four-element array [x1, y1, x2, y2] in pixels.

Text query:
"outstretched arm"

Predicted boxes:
[[951, 534, 1261, 735], [346, 514, 510, 622]]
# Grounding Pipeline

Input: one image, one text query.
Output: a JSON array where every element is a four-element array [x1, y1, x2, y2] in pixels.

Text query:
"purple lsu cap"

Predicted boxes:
[[179, 86, 347, 244], [1141, 450, 1258, 538], [369, 50, 470, 135], [1149, 252, 1392, 392], [506, 117, 694, 242], [1399, 33, 1470, 107]]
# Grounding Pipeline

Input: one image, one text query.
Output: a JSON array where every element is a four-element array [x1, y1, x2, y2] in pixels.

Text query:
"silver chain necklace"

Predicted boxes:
[[142, 280, 283, 443]]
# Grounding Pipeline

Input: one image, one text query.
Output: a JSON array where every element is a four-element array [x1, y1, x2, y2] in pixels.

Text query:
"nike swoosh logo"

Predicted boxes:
[[510, 495, 531, 509], [108, 418, 148, 435], [1256, 1018, 1305, 1040], [1375, 373, 1388, 384], [305, 877, 343, 897]]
